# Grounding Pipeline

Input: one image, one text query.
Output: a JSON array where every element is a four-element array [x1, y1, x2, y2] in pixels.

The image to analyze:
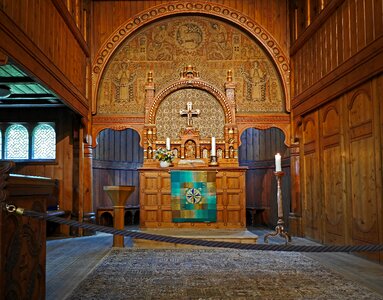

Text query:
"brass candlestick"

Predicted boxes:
[[264, 171, 291, 244]]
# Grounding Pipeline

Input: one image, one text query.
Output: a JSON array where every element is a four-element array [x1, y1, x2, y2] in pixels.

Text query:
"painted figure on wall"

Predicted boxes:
[[243, 60, 269, 102]]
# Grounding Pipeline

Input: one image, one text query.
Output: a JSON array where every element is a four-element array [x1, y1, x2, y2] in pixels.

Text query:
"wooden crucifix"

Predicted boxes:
[[180, 102, 200, 127]]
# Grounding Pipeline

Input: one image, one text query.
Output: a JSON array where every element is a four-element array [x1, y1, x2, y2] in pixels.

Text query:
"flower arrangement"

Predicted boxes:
[[154, 147, 175, 162]]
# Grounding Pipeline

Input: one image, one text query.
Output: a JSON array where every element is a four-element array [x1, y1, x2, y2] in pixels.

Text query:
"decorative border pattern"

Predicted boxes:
[[92, 1, 290, 112]]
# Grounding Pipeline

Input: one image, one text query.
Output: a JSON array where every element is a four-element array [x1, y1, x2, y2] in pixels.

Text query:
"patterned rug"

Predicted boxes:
[[68, 249, 382, 300]]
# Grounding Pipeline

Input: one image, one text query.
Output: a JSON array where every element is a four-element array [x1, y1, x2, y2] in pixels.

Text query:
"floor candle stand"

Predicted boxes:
[[264, 171, 291, 244]]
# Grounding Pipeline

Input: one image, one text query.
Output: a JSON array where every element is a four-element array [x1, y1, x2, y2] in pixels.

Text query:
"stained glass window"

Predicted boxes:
[[5, 124, 29, 159], [32, 124, 56, 159]]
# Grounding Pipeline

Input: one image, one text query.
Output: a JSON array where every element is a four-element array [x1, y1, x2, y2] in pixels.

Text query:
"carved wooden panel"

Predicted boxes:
[[302, 113, 321, 241], [139, 167, 246, 229], [320, 100, 345, 244], [0, 165, 56, 300], [347, 86, 379, 244]]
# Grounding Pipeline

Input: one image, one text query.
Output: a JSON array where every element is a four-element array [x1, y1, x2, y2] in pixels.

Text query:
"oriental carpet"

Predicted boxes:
[[67, 248, 382, 299]]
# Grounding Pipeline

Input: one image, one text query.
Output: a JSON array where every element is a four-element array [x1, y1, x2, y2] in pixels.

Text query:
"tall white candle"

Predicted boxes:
[[211, 137, 216, 156], [166, 137, 170, 150], [275, 153, 282, 172]]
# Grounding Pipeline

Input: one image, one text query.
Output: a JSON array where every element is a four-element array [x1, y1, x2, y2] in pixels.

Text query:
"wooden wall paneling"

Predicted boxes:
[[325, 17, 331, 74], [121, 129, 127, 161], [356, 0, 366, 50], [319, 99, 346, 244], [331, 12, 337, 69], [342, 1, 351, 61], [336, 7, 343, 65], [349, 0, 358, 56], [92, 128, 143, 211], [301, 112, 322, 241], [373, 75, 383, 263], [364, 0, 374, 44], [346, 83, 380, 248], [374, 0, 383, 38]]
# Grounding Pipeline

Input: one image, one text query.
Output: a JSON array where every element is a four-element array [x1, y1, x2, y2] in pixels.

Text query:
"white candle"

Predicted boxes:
[[275, 153, 282, 172], [211, 137, 216, 156], [166, 137, 170, 150]]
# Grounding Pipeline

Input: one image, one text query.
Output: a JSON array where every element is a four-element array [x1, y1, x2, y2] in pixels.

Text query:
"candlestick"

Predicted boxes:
[[264, 172, 291, 245], [275, 153, 282, 172], [166, 137, 170, 150], [211, 137, 216, 156]]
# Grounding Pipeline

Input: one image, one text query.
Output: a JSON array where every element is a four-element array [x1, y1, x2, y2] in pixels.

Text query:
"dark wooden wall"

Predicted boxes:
[[291, 0, 383, 262], [93, 128, 143, 209], [0, 0, 90, 115], [239, 127, 290, 226], [1, 108, 81, 235]]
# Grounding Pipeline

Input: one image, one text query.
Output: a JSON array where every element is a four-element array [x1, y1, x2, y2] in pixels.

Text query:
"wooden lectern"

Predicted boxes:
[[103, 186, 135, 247]]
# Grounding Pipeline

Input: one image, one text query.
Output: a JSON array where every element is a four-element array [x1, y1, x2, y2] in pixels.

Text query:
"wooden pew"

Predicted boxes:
[[0, 161, 56, 300]]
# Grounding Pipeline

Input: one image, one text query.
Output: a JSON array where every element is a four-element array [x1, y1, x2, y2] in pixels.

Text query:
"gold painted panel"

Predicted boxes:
[[98, 15, 284, 115], [155, 88, 225, 139]]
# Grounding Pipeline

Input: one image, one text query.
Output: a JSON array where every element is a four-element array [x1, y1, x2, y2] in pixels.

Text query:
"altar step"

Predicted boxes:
[[132, 229, 258, 249]]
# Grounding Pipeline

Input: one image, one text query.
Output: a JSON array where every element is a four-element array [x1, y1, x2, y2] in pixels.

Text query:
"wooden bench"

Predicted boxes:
[[246, 207, 266, 226], [97, 205, 140, 227]]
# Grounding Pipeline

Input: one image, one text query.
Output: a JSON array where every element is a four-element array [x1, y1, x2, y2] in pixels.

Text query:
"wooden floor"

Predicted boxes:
[[46, 226, 383, 300]]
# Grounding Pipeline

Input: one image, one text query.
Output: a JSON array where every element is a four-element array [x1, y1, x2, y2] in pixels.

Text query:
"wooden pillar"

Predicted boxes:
[[289, 143, 303, 236], [80, 117, 95, 236]]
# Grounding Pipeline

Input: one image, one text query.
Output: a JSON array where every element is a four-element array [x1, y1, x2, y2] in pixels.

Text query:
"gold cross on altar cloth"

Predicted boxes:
[[180, 102, 200, 127]]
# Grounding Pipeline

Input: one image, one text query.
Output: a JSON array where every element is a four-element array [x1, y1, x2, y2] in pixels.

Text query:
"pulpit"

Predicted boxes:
[[103, 186, 135, 247]]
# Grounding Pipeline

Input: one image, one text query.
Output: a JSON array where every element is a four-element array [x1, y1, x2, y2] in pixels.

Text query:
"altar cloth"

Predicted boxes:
[[170, 170, 216, 222]]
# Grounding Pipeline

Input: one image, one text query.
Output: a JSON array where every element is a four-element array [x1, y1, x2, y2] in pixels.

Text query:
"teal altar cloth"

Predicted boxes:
[[170, 170, 217, 222]]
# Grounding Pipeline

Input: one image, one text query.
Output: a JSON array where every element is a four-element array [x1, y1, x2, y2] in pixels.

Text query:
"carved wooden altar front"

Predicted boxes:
[[139, 166, 246, 229]]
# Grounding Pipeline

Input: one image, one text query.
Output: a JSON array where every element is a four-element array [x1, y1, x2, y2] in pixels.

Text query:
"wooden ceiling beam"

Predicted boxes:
[[0, 76, 35, 84], [6, 93, 58, 100]]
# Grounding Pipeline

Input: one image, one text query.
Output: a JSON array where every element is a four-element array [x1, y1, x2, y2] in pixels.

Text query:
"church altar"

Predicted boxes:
[[139, 166, 247, 229], [139, 65, 247, 230]]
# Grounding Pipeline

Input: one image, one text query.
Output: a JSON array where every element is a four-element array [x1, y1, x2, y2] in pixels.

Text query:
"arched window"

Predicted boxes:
[[5, 124, 29, 159], [32, 124, 56, 159]]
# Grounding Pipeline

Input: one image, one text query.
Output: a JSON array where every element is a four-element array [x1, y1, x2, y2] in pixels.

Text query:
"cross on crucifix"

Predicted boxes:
[[180, 102, 200, 127]]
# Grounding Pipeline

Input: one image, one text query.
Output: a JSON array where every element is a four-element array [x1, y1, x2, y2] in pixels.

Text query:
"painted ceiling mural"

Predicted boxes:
[[97, 15, 284, 115]]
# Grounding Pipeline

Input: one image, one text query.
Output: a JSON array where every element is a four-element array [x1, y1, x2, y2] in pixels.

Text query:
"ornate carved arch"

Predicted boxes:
[[91, 124, 143, 148], [147, 79, 233, 124], [238, 124, 291, 147], [91, 1, 290, 113]]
